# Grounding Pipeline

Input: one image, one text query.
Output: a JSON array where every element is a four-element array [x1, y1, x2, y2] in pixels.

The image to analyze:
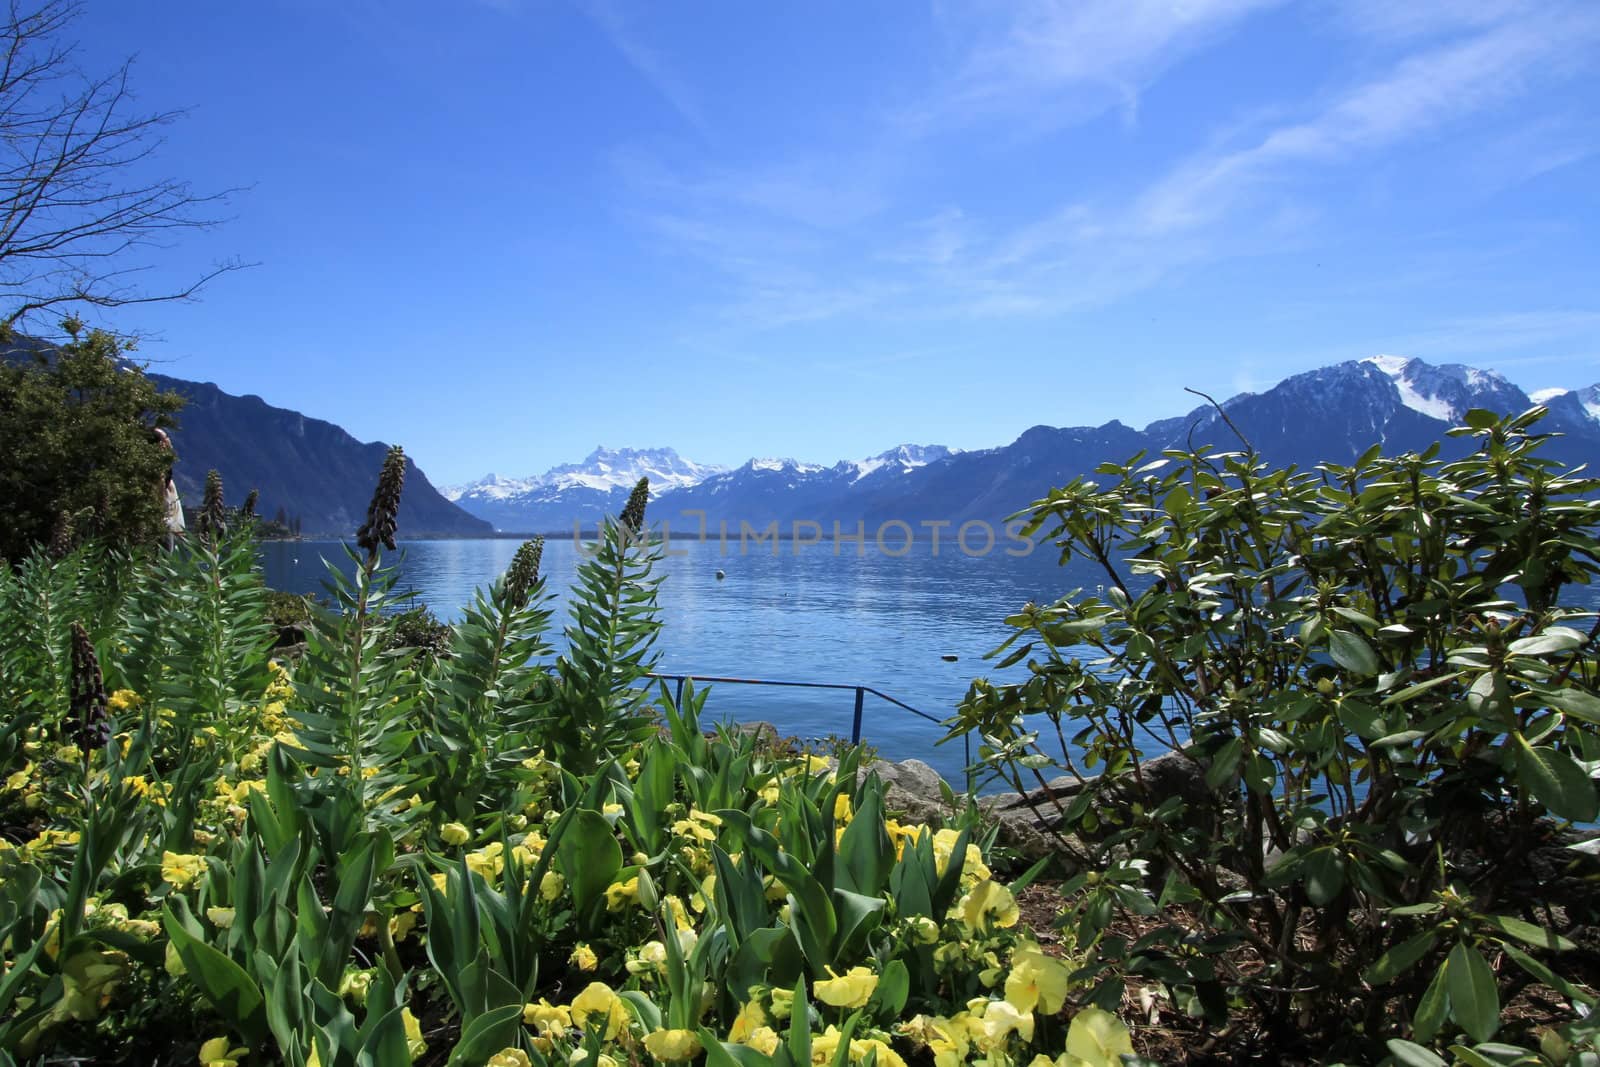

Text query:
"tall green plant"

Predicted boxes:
[[286, 446, 423, 846], [423, 537, 554, 821], [547, 478, 664, 772]]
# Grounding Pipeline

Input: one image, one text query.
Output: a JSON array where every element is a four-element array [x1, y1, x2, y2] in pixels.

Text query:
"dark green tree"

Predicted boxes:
[[0, 326, 184, 560]]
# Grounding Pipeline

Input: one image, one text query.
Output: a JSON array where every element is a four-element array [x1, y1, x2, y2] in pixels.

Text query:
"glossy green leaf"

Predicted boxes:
[[1445, 942, 1499, 1043], [1329, 629, 1379, 677], [1512, 734, 1599, 822]]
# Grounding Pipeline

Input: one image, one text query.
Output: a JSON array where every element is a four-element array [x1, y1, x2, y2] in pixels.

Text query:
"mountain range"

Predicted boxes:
[[444, 356, 1600, 535], [10, 335, 1596, 541], [2, 336, 491, 538]]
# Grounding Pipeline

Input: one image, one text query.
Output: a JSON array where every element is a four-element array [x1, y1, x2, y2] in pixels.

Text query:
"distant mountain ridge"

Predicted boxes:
[[148, 373, 491, 538], [2, 336, 491, 539], [445, 357, 1600, 535], [443, 447, 730, 532], [446, 444, 961, 532]]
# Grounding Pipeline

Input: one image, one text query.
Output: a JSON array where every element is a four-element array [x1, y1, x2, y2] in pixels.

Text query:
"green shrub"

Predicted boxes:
[[953, 406, 1600, 1061], [0, 328, 185, 562]]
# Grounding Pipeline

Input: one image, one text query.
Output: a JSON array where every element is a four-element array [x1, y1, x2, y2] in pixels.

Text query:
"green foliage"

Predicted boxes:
[[0, 448, 1085, 1066], [546, 477, 667, 773], [0, 329, 184, 562], [953, 407, 1600, 1059]]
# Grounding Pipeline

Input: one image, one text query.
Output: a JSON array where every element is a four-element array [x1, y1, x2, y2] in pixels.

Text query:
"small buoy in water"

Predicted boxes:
[[941, 654, 958, 662], [715, 570, 726, 580]]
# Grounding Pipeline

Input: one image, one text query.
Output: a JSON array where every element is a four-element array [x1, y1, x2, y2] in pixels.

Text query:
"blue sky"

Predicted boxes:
[[70, 0, 1600, 485]]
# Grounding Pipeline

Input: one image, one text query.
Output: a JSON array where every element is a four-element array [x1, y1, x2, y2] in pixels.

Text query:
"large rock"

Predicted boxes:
[[859, 758, 959, 825], [979, 750, 1216, 863]]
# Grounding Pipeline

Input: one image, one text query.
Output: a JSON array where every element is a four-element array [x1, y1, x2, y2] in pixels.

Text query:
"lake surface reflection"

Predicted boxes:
[[260, 537, 1095, 784]]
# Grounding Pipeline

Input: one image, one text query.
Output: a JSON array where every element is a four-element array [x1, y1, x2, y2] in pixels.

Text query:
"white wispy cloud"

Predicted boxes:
[[573, 0, 710, 134], [612, 1, 1599, 333], [1130, 9, 1600, 235], [932, 0, 1280, 129]]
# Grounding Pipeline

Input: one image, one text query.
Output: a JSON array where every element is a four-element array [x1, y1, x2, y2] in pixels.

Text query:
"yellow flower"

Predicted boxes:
[[809, 1026, 908, 1067], [745, 1027, 781, 1056], [339, 969, 373, 1006], [122, 918, 160, 938], [390, 911, 419, 942], [569, 981, 629, 1039], [957, 879, 1019, 933], [197, 1036, 248, 1067], [161, 851, 206, 888], [672, 817, 717, 843], [728, 999, 767, 1043], [813, 965, 878, 1009], [107, 689, 141, 713], [1064, 1007, 1133, 1067], [205, 907, 236, 930], [644, 1029, 703, 1062], [834, 793, 853, 823], [569, 943, 598, 971], [930, 828, 991, 883], [524, 999, 573, 1034], [628, 939, 668, 976], [664, 894, 693, 931], [898, 1014, 970, 1067], [440, 822, 471, 846], [541, 871, 566, 901], [488, 1050, 533, 1067], [973, 999, 1034, 1051], [403, 1007, 426, 1058], [604, 876, 639, 911], [467, 841, 506, 880], [1005, 943, 1071, 1015]]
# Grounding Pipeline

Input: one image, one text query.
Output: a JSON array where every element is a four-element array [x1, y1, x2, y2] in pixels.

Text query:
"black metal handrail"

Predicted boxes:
[[644, 672, 968, 771]]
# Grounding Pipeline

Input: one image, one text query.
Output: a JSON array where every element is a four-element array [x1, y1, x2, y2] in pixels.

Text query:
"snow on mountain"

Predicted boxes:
[[1363, 355, 1524, 423], [447, 447, 726, 501], [746, 457, 826, 474], [443, 358, 1600, 535], [847, 443, 960, 481], [1531, 384, 1600, 424], [441, 473, 537, 503]]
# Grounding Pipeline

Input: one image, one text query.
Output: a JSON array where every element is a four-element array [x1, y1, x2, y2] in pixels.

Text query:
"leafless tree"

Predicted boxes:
[[0, 0, 242, 331]]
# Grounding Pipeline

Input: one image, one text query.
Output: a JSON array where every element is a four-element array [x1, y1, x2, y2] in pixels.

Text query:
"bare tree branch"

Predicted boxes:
[[0, 0, 244, 331]]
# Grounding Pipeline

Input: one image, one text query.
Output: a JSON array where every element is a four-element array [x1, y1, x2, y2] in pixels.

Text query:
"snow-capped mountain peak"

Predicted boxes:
[[1529, 384, 1600, 425], [1362, 355, 1521, 423], [745, 457, 825, 474], [445, 447, 726, 501], [542, 446, 727, 492], [848, 443, 959, 481], [441, 472, 539, 502]]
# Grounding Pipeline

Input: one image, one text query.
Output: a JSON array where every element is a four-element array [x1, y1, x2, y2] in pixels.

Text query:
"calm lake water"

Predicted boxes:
[[261, 539, 1600, 787], [261, 537, 1092, 784]]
